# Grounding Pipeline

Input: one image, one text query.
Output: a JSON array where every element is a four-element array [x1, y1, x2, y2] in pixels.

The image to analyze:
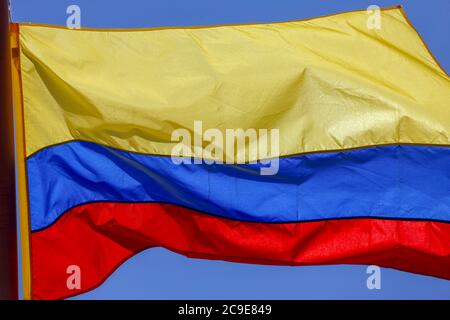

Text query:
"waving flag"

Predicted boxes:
[[11, 6, 449, 299]]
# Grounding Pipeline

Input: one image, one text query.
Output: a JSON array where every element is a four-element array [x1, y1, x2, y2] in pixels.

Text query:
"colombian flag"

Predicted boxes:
[[10, 6, 450, 299]]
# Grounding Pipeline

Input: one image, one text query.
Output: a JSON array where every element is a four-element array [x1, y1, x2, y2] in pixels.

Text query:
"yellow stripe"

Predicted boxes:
[[19, 7, 449, 159], [17, 6, 400, 33], [11, 24, 31, 300]]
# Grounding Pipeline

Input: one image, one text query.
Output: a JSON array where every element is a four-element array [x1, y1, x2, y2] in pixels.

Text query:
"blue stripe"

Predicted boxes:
[[27, 141, 450, 231]]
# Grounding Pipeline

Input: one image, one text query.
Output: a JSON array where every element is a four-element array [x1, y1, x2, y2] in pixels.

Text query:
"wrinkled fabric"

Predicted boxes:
[[16, 6, 450, 300], [28, 142, 450, 231], [32, 205, 450, 299], [20, 7, 449, 159]]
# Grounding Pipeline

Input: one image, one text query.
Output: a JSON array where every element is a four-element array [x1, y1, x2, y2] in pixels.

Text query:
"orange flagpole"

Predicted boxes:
[[0, 0, 18, 300]]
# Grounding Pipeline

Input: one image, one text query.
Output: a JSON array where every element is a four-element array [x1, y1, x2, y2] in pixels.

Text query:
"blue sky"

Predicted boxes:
[[11, 0, 450, 299]]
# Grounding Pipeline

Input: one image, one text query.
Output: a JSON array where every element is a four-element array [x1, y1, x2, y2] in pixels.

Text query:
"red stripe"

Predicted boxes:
[[31, 202, 450, 299]]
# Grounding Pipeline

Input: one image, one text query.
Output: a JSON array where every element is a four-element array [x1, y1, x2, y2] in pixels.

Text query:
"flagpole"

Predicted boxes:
[[0, 0, 18, 300]]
